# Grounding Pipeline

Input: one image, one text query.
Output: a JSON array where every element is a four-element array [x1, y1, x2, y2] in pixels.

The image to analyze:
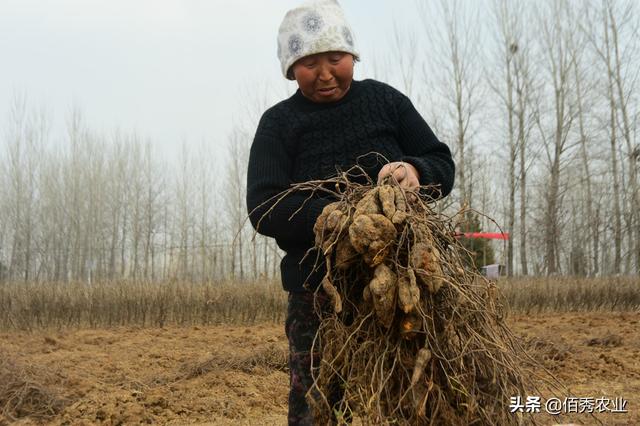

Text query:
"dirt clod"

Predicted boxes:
[[587, 333, 623, 347]]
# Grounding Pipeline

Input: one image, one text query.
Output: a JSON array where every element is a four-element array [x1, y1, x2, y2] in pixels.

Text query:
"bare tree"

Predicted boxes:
[[391, 21, 419, 99], [513, 36, 537, 276], [5, 95, 28, 280], [175, 142, 194, 280], [535, 0, 578, 274], [570, 7, 600, 275], [584, 1, 623, 273], [417, 0, 483, 211], [491, 0, 520, 275], [225, 128, 249, 280], [142, 141, 163, 280], [488, 0, 539, 275], [606, 0, 639, 273]]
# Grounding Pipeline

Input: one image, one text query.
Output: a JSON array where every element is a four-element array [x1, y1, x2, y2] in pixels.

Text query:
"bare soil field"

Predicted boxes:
[[1, 312, 639, 425]]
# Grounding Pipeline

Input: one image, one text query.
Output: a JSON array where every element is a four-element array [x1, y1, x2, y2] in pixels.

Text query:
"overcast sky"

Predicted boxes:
[[0, 0, 424, 161]]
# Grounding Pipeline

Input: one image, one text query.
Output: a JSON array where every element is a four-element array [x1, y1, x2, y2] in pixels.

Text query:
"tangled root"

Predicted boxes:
[[272, 167, 561, 425]]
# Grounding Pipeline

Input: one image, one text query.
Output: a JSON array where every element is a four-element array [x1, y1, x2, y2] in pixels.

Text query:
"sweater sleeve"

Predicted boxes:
[[395, 94, 455, 199], [246, 112, 332, 244]]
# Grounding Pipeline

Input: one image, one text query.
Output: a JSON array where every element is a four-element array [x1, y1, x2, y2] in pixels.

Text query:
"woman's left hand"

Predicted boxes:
[[377, 161, 420, 190]]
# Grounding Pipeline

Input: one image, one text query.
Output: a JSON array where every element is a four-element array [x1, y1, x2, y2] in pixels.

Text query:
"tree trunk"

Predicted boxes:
[[603, 10, 622, 273], [608, 1, 639, 273], [573, 46, 596, 275]]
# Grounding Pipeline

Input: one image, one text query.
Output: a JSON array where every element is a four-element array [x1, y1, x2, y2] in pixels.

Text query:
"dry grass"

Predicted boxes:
[[178, 344, 289, 381], [0, 279, 286, 331], [0, 276, 637, 332], [0, 350, 68, 422], [499, 276, 640, 313]]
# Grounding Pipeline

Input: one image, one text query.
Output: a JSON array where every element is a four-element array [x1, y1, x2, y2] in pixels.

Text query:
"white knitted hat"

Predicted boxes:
[[277, 0, 359, 80]]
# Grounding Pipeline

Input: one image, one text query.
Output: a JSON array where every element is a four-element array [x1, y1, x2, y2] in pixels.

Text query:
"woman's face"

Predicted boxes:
[[291, 51, 354, 103]]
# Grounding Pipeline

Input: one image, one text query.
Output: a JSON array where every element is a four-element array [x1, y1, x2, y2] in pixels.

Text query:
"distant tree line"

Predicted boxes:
[[0, 0, 637, 282], [381, 0, 639, 276], [0, 101, 280, 283]]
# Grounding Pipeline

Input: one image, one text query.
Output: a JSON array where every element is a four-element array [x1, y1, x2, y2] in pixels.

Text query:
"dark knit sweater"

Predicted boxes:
[[246, 79, 454, 292]]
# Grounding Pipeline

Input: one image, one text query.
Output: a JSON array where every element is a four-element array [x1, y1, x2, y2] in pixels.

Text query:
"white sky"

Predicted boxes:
[[0, 0, 422, 160]]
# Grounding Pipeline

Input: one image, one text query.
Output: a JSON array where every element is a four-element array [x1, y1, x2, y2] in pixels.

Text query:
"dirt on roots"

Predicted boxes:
[[301, 177, 544, 424]]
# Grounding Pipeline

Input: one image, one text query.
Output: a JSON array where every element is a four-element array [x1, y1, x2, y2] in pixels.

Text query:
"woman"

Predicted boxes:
[[246, 1, 455, 423]]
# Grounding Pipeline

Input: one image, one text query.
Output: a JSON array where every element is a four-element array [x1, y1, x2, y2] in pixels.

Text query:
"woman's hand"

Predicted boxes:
[[377, 162, 420, 190]]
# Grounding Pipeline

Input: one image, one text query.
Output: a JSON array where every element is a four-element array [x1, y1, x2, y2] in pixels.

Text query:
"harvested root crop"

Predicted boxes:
[[279, 167, 563, 426], [349, 214, 396, 266]]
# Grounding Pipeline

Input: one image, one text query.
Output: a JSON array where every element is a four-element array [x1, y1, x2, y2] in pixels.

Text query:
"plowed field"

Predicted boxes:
[[1, 312, 638, 425]]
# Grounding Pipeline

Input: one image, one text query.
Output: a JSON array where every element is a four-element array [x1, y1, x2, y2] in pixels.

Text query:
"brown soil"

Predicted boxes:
[[1, 312, 638, 425]]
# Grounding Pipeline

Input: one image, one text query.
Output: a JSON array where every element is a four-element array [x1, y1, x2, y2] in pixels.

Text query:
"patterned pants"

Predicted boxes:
[[285, 291, 342, 425]]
